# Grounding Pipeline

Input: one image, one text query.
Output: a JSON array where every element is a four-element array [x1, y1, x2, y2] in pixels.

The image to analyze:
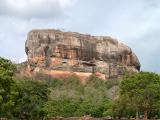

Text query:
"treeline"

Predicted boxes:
[[0, 57, 160, 120]]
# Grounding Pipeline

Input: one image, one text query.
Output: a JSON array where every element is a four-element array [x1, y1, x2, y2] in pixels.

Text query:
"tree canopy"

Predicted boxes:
[[1, 57, 160, 119], [0, 57, 17, 118], [118, 72, 160, 119]]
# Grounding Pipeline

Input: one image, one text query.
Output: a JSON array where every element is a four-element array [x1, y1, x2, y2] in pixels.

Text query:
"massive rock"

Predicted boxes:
[[25, 29, 140, 79]]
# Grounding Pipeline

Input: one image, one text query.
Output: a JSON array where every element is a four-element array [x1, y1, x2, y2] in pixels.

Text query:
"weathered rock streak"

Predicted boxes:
[[25, 29, 140, 79]]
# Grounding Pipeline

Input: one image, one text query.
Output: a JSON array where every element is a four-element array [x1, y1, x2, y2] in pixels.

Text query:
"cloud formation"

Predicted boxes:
[[0, 0, 74, 19], [0, 0, 159, 72]]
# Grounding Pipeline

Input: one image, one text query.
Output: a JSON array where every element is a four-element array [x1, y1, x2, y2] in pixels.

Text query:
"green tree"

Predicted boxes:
[[111, 94, 136, 119], [0, 57, 17, 118], [14, 79, 50, 119], [120, 71, 160, 120], [43, 98, 79, 117]]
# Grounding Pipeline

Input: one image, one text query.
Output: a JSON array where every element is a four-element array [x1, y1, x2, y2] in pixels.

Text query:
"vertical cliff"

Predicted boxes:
[[25, 29, 140, 79]]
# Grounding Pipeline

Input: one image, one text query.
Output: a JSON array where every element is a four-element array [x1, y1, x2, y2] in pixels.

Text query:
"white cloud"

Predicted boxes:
[[0, 0, 160, 72], [60, 0, 74, 8], [18, 55, 27, 63], [0, 0, 74, 19]]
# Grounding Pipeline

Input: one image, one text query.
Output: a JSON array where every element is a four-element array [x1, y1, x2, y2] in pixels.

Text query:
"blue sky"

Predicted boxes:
[[0, 0, 160, 72]]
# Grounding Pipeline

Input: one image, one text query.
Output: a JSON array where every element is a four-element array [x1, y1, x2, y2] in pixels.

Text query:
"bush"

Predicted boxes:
[[0, 57, 120, 119], [0, 57, 17, 118], [13, 79, 50, 119]]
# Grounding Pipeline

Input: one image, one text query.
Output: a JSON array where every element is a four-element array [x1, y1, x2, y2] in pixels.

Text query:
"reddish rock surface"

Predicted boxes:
[[25, 29, 140, 79]]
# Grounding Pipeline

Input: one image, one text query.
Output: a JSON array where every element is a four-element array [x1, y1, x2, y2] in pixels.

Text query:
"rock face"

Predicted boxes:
[[25, 29, 140, 79]]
